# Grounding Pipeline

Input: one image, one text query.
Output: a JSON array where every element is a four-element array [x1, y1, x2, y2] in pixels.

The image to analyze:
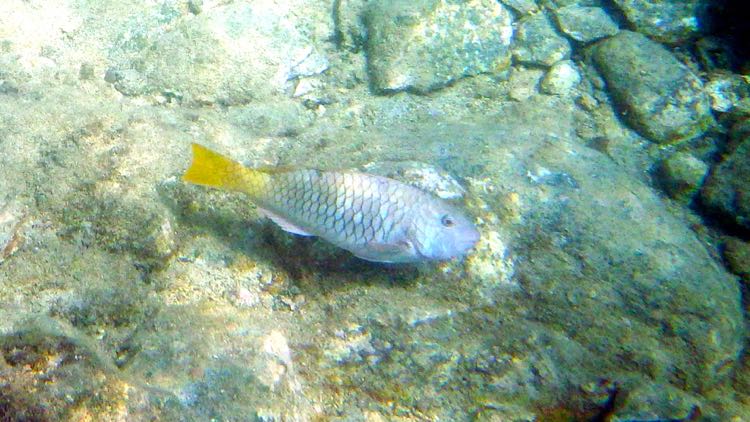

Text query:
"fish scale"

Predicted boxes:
[[261, 169, 406, 248], [183, 143, 479, 263]]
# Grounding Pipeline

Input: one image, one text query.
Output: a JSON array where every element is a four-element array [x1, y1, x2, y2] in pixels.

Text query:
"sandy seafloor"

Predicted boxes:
[[1, 0, 749, 420]]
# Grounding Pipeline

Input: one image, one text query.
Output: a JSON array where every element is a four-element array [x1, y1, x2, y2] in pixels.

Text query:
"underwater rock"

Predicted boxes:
[[333, 0, 369, 52], [361, 160, 467, 199], [453, 99, 743, 395], [109, 1, 329, 105], [0, 316, 180, 420], [273, 99, 744, 417], [654, 151, 709, 203], [553, 5, 619, 43], [226, 100, 314, 138], [702, 135, 750, 229], [512, 11, 571, 66], [0, 200, 25, 266], [364, 0, 513, 93], [592, 31, 713, 144], [611, 0, 705, 44], [121, 305, 315, 419], [498, 0, 539, 15], [609, 382, 703, 421], [61, 193, 177, 269], [704, 72, 750, 114], [508, 67, 545, 101], [540, 59, 581, 95], [723, 237, 750, 282]]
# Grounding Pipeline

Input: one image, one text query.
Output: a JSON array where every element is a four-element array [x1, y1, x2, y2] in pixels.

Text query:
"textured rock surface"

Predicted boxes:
[[364, 0, 513, 93], [723, 238, 750, 281], [109, 1, 330, 105], [554, 5, 619, 43], [611, 0, 706, 44], [540, 59, 581, 95], [705, 73, 750, 113], [610, 382, 702, 421], [508, 67, 545, 101], [655, 152, 709, 203], [592, 31, 713, 144], [0, 201, 25, 266], [702, 136, 750, 229], [499, 0, 539, 15], [512, 11, 571, 66], [333, 0, 369, 52]]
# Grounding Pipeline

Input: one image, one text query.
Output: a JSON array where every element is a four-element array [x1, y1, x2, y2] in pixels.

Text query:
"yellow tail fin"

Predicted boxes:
[[182, 143, 267, 195]]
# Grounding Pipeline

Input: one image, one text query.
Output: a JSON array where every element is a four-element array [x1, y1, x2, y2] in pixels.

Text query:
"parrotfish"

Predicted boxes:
[[182, 143, 480, 263]]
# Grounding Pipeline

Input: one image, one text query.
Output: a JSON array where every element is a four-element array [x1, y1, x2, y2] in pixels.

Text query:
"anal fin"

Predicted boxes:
[[257, 208, 313, 236]]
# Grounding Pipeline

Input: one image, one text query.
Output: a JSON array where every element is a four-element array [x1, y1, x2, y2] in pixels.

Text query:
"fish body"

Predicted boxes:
[[183, 143, 479, 263]]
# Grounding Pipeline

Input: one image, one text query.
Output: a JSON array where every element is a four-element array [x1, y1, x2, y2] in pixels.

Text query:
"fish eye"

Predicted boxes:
[[441, 215, 455, 227]]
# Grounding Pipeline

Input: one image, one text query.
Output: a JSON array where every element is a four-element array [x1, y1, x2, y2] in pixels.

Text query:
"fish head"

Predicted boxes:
[[408, 198, 480, 261]]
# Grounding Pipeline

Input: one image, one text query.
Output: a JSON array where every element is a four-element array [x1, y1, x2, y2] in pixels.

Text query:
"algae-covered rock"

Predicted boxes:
[[451, 100, 743, 395], [655, 151, 709, 203], [226, 100, 314, 138], [592, 31, 713, 144], [59, 192, 177, 269], [702, 135, 750, 229], [553, 5, 619, 43], [705, 73, 750, 113], [0, 200, 25, 266], [499, 0, 539, 15], [512, 11, 571, 66], [507, 67, 545, 101], [333, 0, 369, 52], [109, 1, 329, 105], [609, 382, 703, 421], [611, 0, 706, 44], [364, 0, 513, 93], [120, 305, 317, 420], [0, 317, 181, 420], [723, 237, 750, 281]]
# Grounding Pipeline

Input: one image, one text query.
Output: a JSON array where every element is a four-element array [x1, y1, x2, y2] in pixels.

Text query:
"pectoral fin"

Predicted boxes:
[[258, 208, 313, 236], [354, 240, 417, 263]]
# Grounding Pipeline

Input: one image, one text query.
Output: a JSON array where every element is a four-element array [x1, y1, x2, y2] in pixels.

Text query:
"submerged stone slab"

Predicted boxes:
[[364, 0, 513, 93], [592, 31, 713, 144]]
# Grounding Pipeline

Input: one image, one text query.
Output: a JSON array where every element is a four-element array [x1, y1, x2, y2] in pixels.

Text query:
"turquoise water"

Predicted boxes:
[[1, 0, 748, 420]]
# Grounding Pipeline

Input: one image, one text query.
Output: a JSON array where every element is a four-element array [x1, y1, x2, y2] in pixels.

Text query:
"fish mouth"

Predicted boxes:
[[445, 229, 481, 259], [461, 227, 481, 251]]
